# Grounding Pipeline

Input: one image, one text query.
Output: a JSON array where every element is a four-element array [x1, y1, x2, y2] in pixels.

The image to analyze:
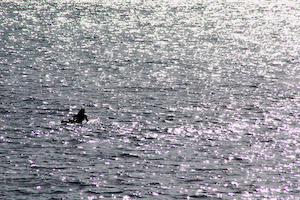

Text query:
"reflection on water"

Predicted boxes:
[[1, 0, 300, 199]]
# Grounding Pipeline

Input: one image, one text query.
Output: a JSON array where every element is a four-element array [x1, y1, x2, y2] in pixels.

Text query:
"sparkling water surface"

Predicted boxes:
[[1, 0, 300, 199]]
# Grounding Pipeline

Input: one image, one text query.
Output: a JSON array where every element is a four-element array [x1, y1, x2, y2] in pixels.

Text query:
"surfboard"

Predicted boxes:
[[86, 118, 100, 124], [49, 118, 99, 126]]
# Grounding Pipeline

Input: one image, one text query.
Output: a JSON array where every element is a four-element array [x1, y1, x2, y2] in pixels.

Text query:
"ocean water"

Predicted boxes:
[[1, 0, 300, 199]]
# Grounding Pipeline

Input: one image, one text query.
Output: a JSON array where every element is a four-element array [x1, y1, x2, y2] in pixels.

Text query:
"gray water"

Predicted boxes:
[[1, 0, 300, 199]]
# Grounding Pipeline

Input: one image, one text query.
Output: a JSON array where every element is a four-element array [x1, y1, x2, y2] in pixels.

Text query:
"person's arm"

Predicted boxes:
[[85, 115, 88, 122]]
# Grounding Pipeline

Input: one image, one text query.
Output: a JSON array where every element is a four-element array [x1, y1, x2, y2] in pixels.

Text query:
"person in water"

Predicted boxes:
[[61, 108, 88, 124]]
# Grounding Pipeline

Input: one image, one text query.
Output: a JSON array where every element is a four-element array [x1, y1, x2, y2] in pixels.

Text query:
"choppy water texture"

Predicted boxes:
[[1, 0, 300, 199]]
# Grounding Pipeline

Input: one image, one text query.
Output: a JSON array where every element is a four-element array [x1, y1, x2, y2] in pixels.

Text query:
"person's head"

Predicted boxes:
[[78, 108, 85, 115]]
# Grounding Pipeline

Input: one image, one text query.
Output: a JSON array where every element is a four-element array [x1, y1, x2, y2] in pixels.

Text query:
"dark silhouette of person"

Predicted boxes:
[[61, 108, 88, 124]]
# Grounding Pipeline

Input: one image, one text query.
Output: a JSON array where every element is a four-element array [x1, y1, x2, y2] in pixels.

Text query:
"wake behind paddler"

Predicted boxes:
[[61, 108, 89, 124]]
